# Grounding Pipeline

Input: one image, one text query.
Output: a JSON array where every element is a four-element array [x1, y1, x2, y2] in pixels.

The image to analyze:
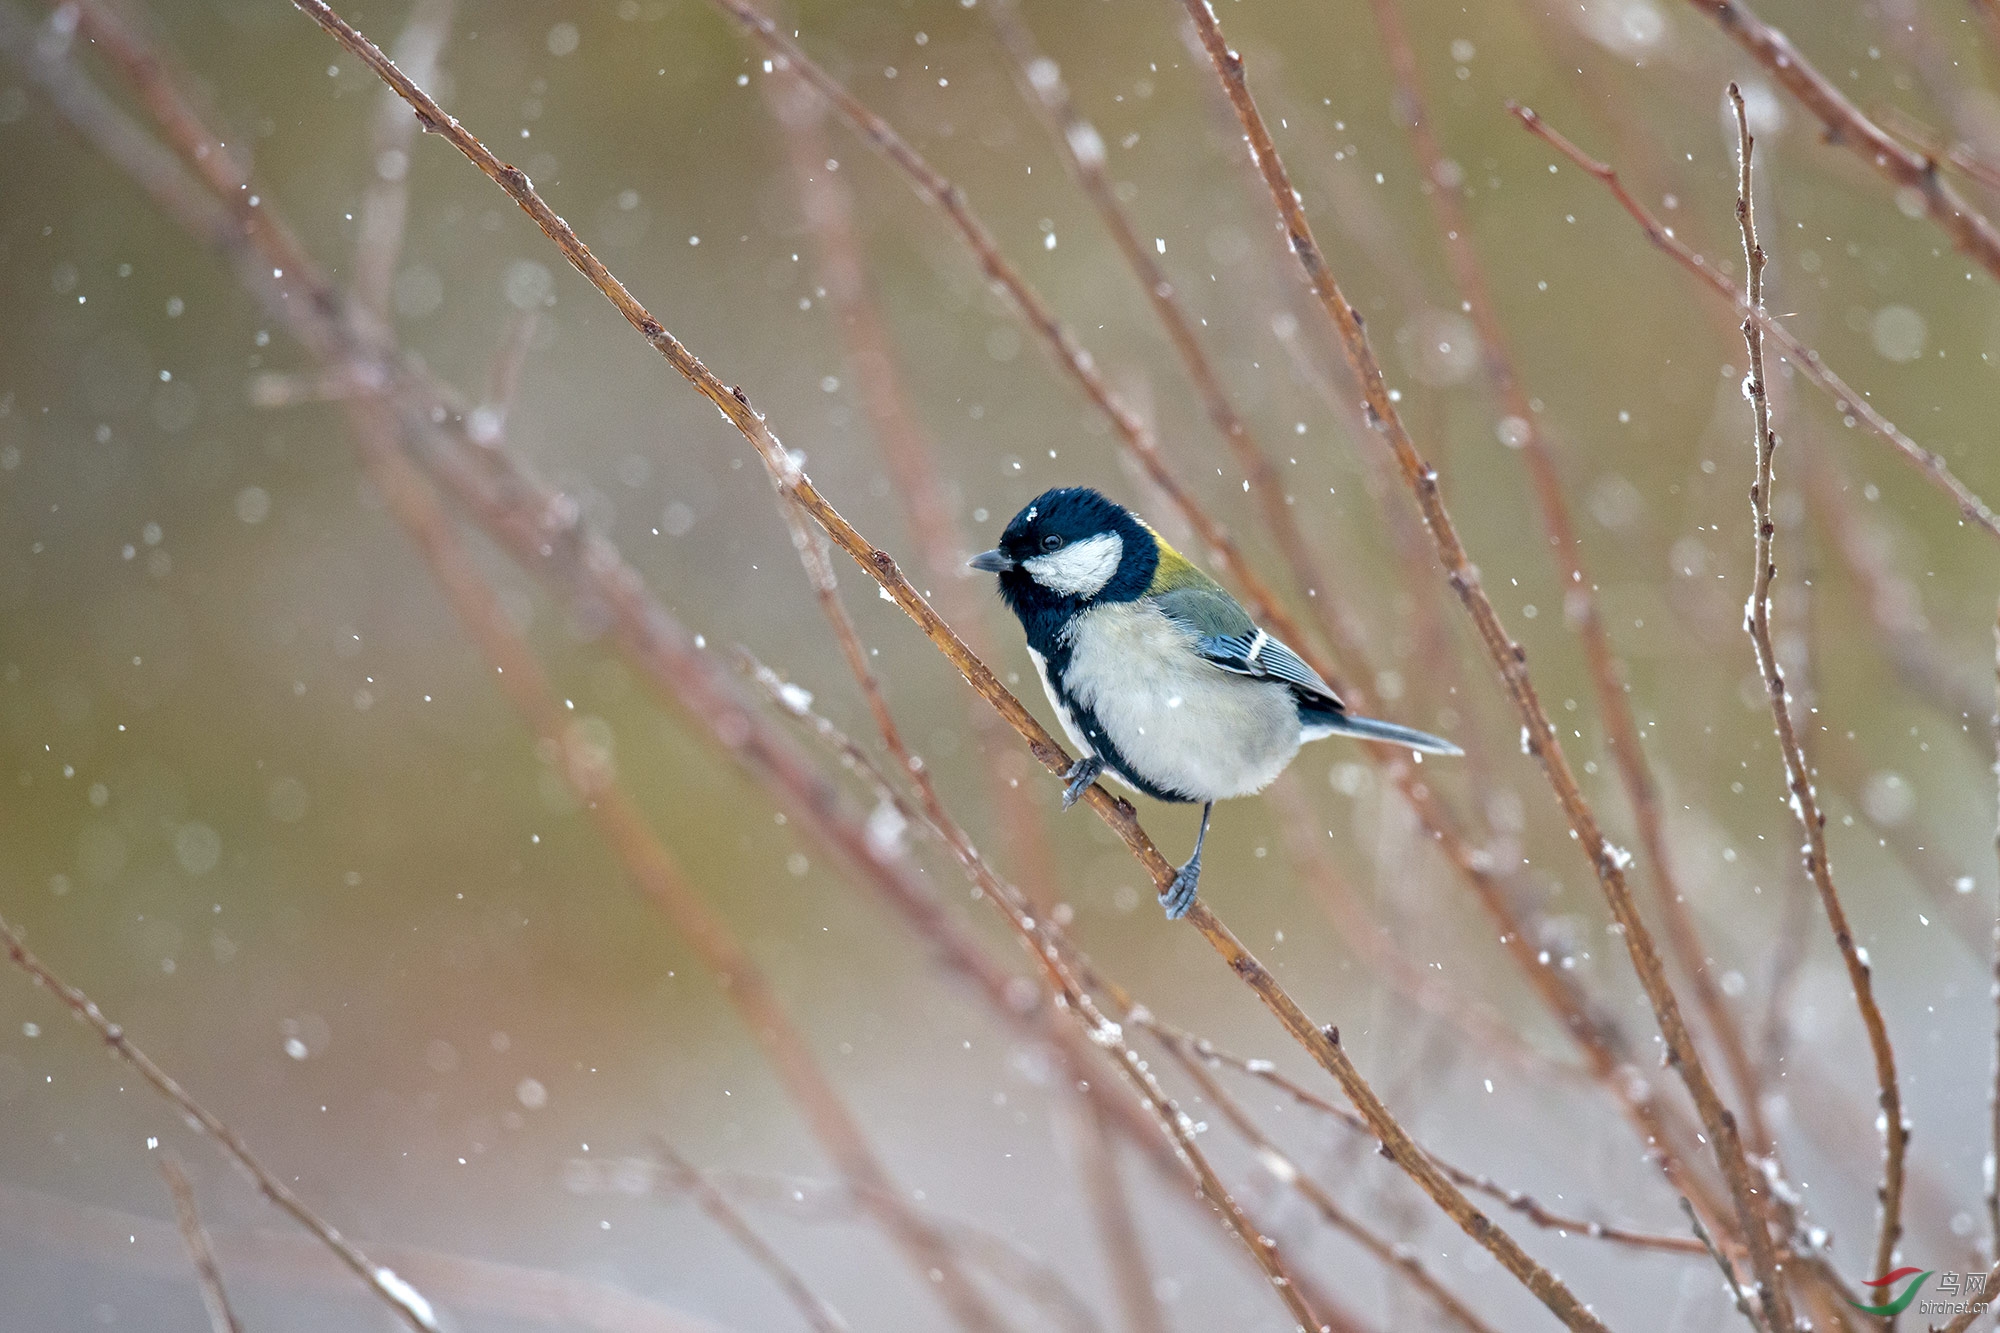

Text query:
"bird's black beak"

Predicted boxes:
[[967, 549, 1014, 573]]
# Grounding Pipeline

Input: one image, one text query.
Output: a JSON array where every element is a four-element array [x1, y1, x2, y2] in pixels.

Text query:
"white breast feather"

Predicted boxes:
[[1061, 601, 1301, 801]]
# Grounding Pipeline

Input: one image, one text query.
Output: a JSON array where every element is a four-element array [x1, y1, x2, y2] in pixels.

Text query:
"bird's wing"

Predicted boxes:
[[1151, 584, 1345, 711]]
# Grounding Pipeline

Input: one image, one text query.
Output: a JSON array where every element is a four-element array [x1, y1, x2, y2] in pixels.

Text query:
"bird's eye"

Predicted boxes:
[[1041, 534, 1064, 552]]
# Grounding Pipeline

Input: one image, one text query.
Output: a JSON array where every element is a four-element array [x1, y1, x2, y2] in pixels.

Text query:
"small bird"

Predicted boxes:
[[970, 486, 1460, 919]]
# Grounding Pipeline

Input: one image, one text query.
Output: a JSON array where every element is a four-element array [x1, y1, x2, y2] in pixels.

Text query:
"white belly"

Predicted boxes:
[[1045, 601, 1302, 802]]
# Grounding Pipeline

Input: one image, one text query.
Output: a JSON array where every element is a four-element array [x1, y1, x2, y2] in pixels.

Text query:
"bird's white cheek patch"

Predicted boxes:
[[1024, 532, 1122, 597]]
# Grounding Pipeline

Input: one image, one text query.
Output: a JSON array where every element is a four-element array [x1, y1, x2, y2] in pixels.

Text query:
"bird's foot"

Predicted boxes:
[[1060, 755, 1104, 810], [1160, 853, 1201, 920]]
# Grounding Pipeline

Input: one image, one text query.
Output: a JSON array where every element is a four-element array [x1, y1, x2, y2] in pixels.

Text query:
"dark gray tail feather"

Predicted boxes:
[[1301, 709, 1462, 755]]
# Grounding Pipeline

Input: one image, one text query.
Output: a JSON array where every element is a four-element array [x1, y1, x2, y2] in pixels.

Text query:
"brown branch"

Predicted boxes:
[[0, 1180, 729, 1333], [157, 1155, 245, 1333], [336, 391, 1009, 1333], [1683, 1197, 1760, 1329], [1271, 290, 1733, 1234], [722, 0, 1723, 1250], [1359, 0, 1769, 1155], [1178, 4, 1786, 1327], [652, 1142, 850, 1333], [1267, 773, 1581, 1086], [281, 6, 1612, 1327], [1141, 1014, 1708, 1258], [738, 655, 1337, 1333], [1685, 0, 2000, 284], [698, 0, 1332, 689], [1161, 1035, 1502, 1333], [7, 10, 1295, 1328], [1064, 1095, 1167, 1333], [755, 62, 1062, 911], [985, 0, 1357, 680], [0, 913, 442, 1332], [643, 1166, 1104, 1333], [1804, 454, 1993, 731], [353, 0, 451, 320], [1729, 81, 1905, 1305], [1508, 101, 2000, 545], [1992, 599, 2000, 1265]]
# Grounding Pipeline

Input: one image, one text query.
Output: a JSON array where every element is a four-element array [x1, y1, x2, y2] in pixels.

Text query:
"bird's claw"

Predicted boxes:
[[1060, 755, 1104, 810], [1160, 854, 1201, 920]]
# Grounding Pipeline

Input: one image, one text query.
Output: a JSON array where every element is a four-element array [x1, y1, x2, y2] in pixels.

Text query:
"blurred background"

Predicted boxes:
[[3, 0, 1999, 1328]]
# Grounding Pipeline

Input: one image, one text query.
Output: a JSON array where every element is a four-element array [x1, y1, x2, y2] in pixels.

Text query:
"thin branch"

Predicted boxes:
[[1804, 456, 1991, 731], [1682, 1197, 1759, 1329], [1139, 1013, 1707, 1258], [723, 0, 1722, 1247], [1508, 102, 2000, 545], [1179, 5, 1783, 1328], [1266, 773, 1580, 1086], [1684, 0, 2000, 285], [702, 0, 1326, 682], [1161, 1036, 1503, 1333], [738, 654, 1338, 1333], [985, 0, 1358, 681], [1359, 0, 1769, 1155], [1063, 1095, 1167, 1333], [157, 1155, 245, 1333], [336, 389, 1009, 1333], [652, 1142, 850, 1333], [0, 913, 441, 1332], [282, 7, 1610, 1327], [0, 1179, 727, 1333], [1729, 81, 1905, 1304], [7, 9, 1274, 1324], [1991, 599, 2000, 1266], [353, 0, 451, 320], [646, 1166, 1104, 1333], [755, 61, 1063, 910]]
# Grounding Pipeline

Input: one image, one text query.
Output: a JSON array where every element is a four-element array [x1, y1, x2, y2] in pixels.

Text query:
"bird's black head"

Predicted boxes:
[[968, 487, 1157, 630]]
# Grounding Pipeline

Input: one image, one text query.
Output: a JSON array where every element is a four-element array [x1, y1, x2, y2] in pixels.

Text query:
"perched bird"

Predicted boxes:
[[970, 486, 1460, 919]]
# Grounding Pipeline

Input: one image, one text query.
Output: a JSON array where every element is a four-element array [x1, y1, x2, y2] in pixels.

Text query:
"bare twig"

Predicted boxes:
[[1359, 0, 1769, 1155], [986, 0, 1356, 680], [1064, 1097, 1167, 1333], [282, 6, 1612, 1326], [653, 1142, 850, 1333], [702, 0, 1328, 680], [1991, 600, 2000, 1265], [1931, 1258, 2000, 1333], [1508, 102, 2000, 545], [0, 1179, 727, 1333], [1729, 81, 1905, 1304], [1684, 0, 2000, 285], [720, 0, 1722, 1248], [1143, 1014, 1707, 1258], [756, 62, 1062, 911], [353, 0, 451, 320], [338, 389, 1009, 1333], [740, 655, 1337, 1333], [157, 1155, 245, 1333], [1682, 1197, 1759, 1328], [640, 1166, 1105, 1333], [1179, 4, 1782, 1326], [1161, 1035, 1502, 1333], [0, 913, 441, 1332]]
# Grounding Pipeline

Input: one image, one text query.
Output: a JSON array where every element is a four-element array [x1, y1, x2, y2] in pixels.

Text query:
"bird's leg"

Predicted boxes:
[[1060, 754, 1104, 810], [1161, 802, 1212, 920]]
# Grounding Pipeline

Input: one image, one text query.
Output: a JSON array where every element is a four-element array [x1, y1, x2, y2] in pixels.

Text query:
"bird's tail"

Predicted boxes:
[[1301, 709, 1462, 756]]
